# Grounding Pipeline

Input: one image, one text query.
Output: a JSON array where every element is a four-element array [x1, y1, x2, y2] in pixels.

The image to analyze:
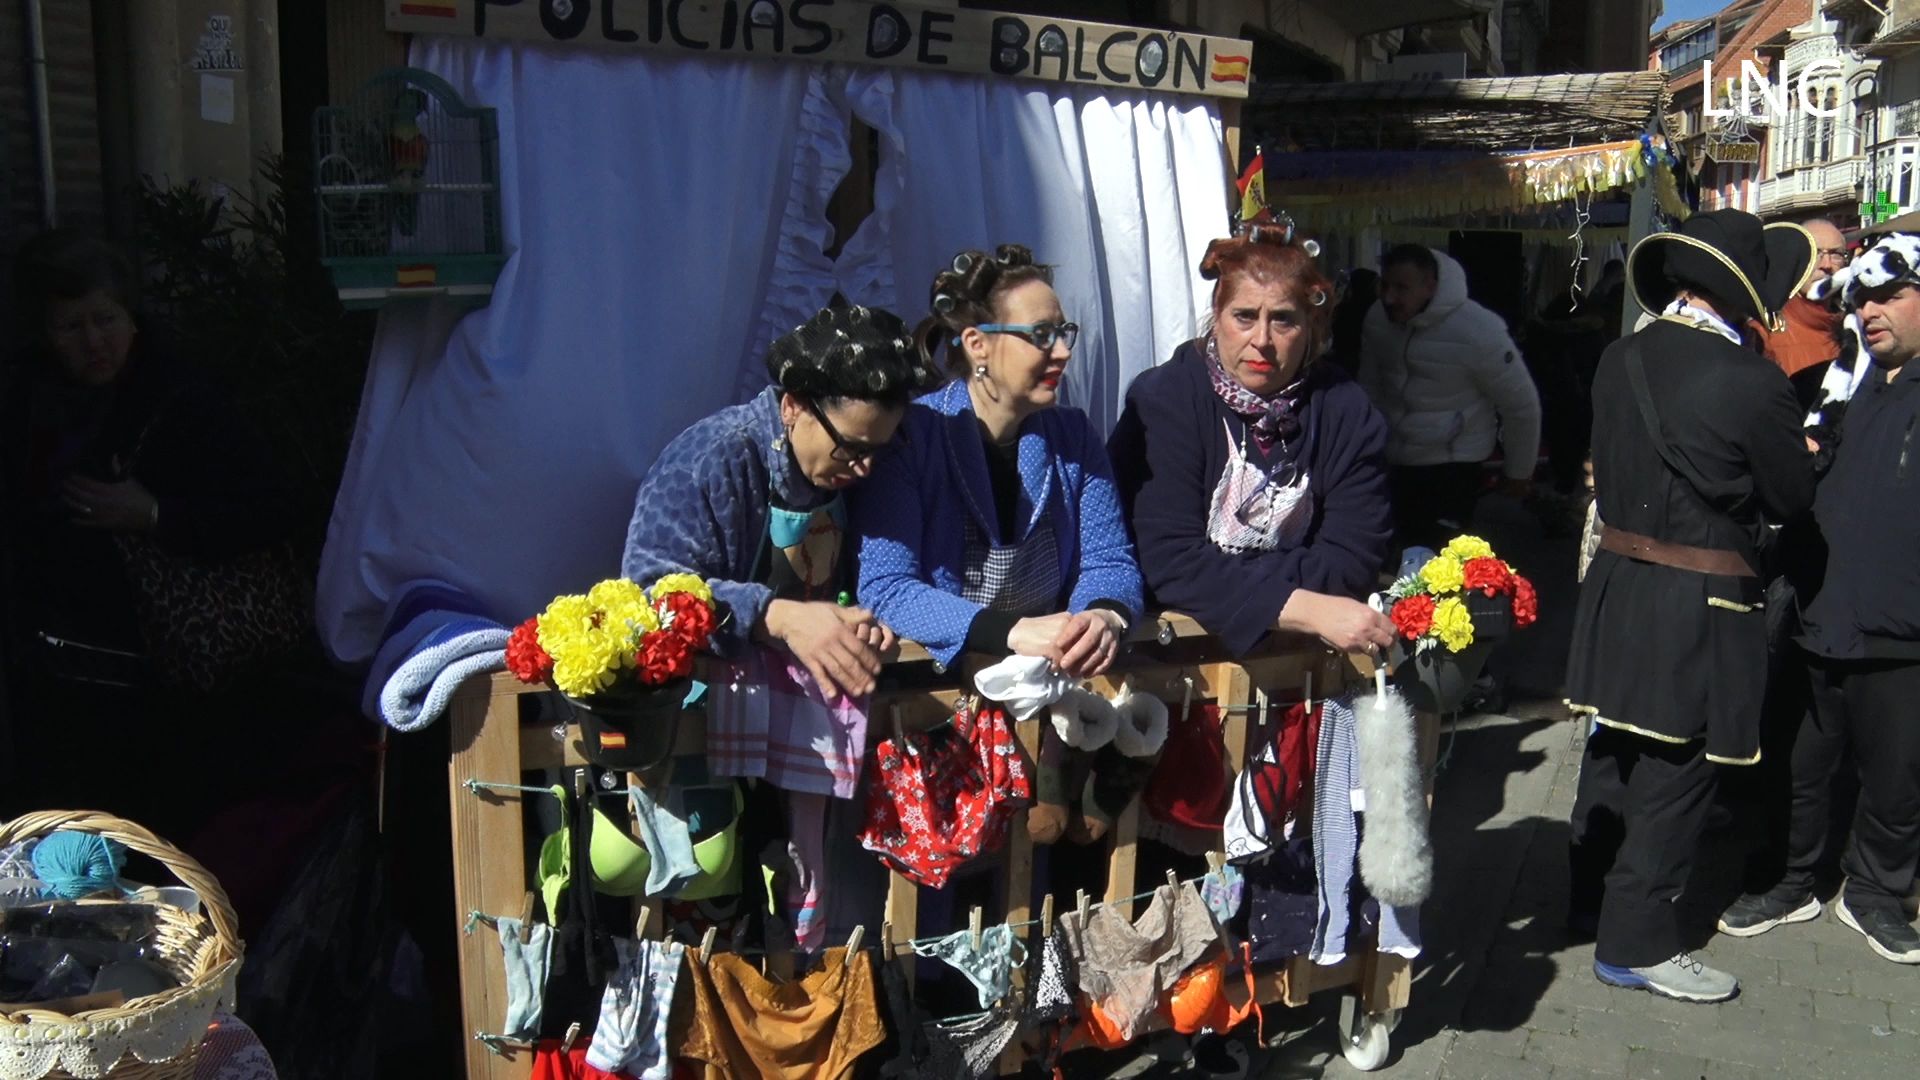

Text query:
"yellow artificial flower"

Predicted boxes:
[[650, 573, 715, 605], [1420, 554, 1466, 594], [1431, 596, 1476, 653], [1442, 535, 1495, 562]]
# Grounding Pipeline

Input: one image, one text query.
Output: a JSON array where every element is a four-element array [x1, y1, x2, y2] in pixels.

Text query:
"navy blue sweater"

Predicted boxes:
[[1107, 342, 1393, 656]]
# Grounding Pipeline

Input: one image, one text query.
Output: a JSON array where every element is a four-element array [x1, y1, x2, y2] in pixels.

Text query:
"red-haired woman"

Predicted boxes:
[[1107, 224, 1396, 658]]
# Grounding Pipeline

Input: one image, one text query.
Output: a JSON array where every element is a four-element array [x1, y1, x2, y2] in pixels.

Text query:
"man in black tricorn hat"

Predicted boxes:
[[1563, 209, 1818, 1002]]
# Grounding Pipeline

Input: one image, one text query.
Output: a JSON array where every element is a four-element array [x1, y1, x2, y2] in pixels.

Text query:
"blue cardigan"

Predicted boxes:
[[1106, 343, 1392, 657], [850, 380, 1144, 666], [621, 387, 830, 654]]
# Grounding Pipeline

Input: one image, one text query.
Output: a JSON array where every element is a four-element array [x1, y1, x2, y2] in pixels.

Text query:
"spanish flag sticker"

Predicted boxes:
[[395, 264, 438, 288], [399, 0, 459, 17], [1211, 54, 1250, 84], [600, 731, 628, 750]]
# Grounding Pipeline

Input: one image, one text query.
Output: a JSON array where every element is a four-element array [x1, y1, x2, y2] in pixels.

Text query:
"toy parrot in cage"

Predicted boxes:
[[388, 89, 429, 237]]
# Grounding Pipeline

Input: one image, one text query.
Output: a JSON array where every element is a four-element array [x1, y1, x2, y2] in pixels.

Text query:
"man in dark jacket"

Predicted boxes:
[[1717, 231, 1920, 965]]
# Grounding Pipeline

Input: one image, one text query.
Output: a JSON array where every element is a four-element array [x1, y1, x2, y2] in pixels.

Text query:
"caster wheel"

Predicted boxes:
[[1339, 999, 1393, 1071]]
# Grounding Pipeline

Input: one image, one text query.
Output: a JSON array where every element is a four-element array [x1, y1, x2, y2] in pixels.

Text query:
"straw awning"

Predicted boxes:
[[1242, 72, 1678, 227], [1245, 72, 1670, 153]]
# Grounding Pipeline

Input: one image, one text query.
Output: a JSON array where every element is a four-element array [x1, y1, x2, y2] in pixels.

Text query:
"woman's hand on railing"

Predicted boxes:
[[1052, 609, 1126, 679], [1278, 590, 1395, 655], [763, 598, 889, 697]]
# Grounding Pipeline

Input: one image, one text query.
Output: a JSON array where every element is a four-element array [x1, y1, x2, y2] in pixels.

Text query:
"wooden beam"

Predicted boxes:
[[448, 678, 534, 1080]]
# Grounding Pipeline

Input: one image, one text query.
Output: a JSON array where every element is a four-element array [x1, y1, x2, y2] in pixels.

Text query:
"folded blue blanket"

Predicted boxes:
[[366, 582, 510, 730]]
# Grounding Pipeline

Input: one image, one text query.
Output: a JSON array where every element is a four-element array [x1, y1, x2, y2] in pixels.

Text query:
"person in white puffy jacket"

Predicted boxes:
[[1359, 244, 1543, 550]]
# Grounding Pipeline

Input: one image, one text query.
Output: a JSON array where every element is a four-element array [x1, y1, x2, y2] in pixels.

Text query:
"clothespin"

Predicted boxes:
[[1041, 894, 1056, 936], [700, 927, 719, 962], [1304, 671, 1314, 712], [1181, 675, 1194, 717], [1255, 687, 1270, 732], [890, 703, 906, 744], [634, 906, 650, 942], [969, 906, 984, 950], [516, 891, 535, 945], [881, 920, 894, 961], [561, 1022, 582, 1053], [1166, 869, 1181, 891], [846, 924, 865, 956], [1076, 889, 1091, 922], [1206, 851, 1227, 874]]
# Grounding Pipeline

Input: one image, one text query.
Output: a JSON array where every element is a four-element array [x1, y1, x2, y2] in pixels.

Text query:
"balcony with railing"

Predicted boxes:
[[1759, 156, 1867, 214]]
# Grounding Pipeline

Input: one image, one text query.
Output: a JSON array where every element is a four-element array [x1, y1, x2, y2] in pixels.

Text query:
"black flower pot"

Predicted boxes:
[[568, 677, 689, 770], [1393, 591, 1512, 713], [1465, 589, 1514, 643]]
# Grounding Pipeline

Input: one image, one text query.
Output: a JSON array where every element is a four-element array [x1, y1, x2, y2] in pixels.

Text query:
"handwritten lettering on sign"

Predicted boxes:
[[386, 0, 1252, 100]]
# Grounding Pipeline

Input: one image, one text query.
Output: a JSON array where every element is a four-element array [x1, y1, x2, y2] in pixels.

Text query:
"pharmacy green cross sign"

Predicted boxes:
[[1863, 190, 1898, 224]]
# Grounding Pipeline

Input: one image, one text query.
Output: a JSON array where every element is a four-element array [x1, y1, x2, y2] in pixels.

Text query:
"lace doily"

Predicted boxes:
[[0, 964, 236, 1080]]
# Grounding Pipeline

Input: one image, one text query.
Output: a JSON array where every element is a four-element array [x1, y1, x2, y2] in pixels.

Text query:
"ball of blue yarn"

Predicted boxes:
[[31, 831, 128, 900]]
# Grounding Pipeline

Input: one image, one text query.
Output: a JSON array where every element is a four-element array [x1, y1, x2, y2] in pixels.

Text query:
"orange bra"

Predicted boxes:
[[1079, 941, 1264, 1049]]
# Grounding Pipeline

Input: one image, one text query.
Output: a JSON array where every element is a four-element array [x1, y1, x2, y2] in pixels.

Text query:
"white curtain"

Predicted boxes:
[[315, 47, 1230, 669], [834, 69, 1228, 434], [316, 40, 848, 666]]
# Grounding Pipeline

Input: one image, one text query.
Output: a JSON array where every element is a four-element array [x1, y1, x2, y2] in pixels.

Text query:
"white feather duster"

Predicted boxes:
[[1354, 667, 1433, 907]]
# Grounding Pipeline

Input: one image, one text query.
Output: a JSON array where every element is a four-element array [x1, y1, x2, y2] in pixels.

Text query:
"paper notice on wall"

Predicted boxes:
[[200, 73, 235, 124]]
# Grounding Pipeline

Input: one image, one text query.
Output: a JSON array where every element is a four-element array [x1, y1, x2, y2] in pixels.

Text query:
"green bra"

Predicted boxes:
[[586, 785, 743, 900]]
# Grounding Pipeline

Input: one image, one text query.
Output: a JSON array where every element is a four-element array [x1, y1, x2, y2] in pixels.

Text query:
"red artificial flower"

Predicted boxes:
[[504, 617, 553, 684], [1462, 557, 1513, 596], [636, 629, 694, 686], [661, 591, 716, 647], [1390, 595, 1436, 640], [1511, 574, 1539, 629]]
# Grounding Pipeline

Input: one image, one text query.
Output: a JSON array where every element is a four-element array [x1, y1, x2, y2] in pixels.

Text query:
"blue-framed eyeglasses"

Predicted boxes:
[[968, 321, 1080, 351]]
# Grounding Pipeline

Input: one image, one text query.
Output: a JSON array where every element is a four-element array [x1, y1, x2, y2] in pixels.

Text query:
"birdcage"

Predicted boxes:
[[312, 68, 505, 310]]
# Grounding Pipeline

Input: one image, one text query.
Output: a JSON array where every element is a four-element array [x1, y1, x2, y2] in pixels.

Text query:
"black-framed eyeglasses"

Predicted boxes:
[[975, 321, 1080, 352], [807, 401, 895, 465]]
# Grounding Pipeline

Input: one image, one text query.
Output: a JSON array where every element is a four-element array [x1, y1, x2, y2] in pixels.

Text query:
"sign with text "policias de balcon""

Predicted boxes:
[[388, 0, 1253, 99]]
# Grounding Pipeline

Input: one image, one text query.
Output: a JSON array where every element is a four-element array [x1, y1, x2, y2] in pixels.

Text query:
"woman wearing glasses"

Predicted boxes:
[[1107, 224, 1396, 658], [851, 244, 1143, 678], [621, 303, 938, 698]]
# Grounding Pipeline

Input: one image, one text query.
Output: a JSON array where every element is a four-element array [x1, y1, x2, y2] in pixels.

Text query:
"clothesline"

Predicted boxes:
[[464, 869, 1224, 954]]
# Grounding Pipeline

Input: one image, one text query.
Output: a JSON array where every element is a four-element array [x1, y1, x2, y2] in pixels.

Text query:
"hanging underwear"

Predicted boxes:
[[1199, 864, 1245, 924], [529, 1041, 624, 1080], [1244, 835, 1318, 966], [923, 1000, 1023, 1080], [585, 936, 684, 1079], [858, 702, 1032, 889], [1166, 941, 1263, 1039], [494, 917, 552, 1042], [1059, 882, 1222, 1042], [909, 923, 1027, 1010], [876, 943, 1023, 1080], [671, 946, 885, 1080]]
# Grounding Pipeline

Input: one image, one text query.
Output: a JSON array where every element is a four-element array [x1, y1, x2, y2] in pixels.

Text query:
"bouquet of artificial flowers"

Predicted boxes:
[[1385, 535, 1538, 654], [505, 574, 717, 696]]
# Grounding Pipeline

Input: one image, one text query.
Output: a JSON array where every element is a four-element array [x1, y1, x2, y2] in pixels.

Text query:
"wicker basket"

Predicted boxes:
[[0, 811, 244, 1080]]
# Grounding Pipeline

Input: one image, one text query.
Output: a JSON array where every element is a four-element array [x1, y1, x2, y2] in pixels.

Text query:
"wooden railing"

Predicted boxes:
[[443, 613, 1426, 1079]]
